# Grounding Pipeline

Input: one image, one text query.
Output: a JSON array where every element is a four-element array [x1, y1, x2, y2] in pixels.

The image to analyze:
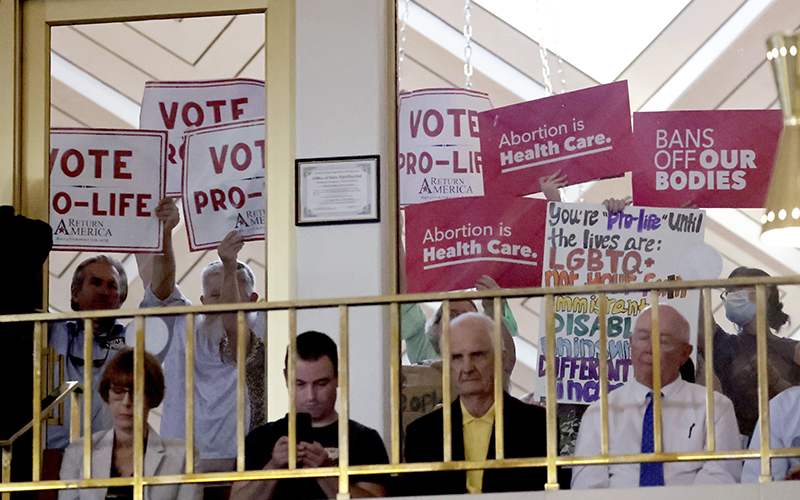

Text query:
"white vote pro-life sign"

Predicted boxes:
[[139, 78, 265, 197], [182, 118, 265, 251], [50, 128, 167, 252], [398, 88, 491, 206]]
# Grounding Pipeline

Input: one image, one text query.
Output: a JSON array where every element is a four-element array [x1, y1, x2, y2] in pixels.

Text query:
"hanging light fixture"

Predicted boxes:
[[761, 31, 800, 246]]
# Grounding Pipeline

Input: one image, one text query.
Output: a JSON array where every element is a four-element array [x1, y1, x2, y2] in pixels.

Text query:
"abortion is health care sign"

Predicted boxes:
[[50, 128, 167, 252], [182, 118, 265, 251], [404, 196, 548, 293], [398, 88, 492, 206], [140, 79, 265, 196], [537, 202, 706, 405], [631, 110, 783, 208], [478, 81, 634, 197]]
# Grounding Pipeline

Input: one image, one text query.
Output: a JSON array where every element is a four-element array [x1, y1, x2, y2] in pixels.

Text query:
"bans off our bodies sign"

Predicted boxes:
[[140, 79, 265, 196], [398, 88, 491, 206], [478, 81, 633, 197], [632, 110, 783, 208], [50, 128, 167, 252], [537, 202, 706, 404], [182, 119, 265, 251], [404, 197, 548, 293]]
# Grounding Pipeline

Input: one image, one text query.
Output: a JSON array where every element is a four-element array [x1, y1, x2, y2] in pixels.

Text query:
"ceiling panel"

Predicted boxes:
[[620, 0, 746, 110], [671, 0, 800, 110], [51, 26, 154, 103], [126, 16, 235, 64]]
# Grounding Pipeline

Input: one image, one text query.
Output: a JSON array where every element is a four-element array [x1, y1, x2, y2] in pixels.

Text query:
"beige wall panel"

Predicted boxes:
[[73, 14, 264, 81], [73, 23, 200, 81], [51, 26, 153, 103], [237, 45, 266, 79], [718, 63, 778, 110], [49, 106, 86, 127], [126, 16, 235, 63], [401, 57, 456, 92], [403, 27, 521, 107], [189, 13, 265, 77], [621, 0, 744, 110], [50, 78, 133, 128], [671, 0, 800, 110]]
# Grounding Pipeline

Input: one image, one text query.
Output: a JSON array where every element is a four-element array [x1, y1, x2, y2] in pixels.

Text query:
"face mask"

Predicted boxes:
[[724, 290, 756, 326]]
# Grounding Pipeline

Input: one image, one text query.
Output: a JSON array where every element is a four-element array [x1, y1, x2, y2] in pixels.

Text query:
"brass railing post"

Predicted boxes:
[[337, 305, 350, 500], [544, 294, 559, 490]]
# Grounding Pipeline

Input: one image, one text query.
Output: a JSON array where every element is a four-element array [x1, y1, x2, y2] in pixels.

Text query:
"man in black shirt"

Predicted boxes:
[[230, 331, 388, 500]]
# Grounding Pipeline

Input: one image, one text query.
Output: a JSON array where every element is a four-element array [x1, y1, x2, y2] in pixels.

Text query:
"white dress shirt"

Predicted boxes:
[[571, 377, 742, 488], [743, 385, 800, 482], [153, 286, 265, 460]]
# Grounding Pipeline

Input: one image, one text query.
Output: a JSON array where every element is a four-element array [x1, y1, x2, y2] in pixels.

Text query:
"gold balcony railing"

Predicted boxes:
[[2, 275, 800, 499]]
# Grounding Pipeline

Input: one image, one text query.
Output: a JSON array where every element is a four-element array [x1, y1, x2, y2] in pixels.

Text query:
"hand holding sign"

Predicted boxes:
[[155, 197, 180, 233], [182, 119, 265, 251], [217, 230, 245, 265], [539, 170, 568, 202]]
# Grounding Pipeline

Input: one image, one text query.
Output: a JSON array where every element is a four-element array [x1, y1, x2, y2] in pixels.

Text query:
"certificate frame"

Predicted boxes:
[[295, 155, 380, 226]]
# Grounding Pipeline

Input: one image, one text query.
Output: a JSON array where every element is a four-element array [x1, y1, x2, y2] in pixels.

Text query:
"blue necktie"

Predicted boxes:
[[640, 392, 665, 487]]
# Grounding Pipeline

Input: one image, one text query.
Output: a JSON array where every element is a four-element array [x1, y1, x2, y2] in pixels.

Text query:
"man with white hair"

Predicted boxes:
[[403, 312, 562, 495], [152, 230, 265, 470], [571, 305, 742, 488]]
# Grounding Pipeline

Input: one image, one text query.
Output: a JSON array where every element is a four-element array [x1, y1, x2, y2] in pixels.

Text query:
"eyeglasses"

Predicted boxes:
[[108, 386, 133, 401]]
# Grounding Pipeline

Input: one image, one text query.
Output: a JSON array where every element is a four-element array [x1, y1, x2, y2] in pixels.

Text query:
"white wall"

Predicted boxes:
[[294, 0, 391, 439]]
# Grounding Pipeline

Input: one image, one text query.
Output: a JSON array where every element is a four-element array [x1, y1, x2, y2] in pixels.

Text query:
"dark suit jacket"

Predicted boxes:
[[403, 392, 568, 495]]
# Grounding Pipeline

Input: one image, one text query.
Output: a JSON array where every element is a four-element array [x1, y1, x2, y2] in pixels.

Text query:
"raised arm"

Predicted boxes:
[[539, 169, 567, 202], [150, 198, 180, 300], [217, 230, 251, 355]]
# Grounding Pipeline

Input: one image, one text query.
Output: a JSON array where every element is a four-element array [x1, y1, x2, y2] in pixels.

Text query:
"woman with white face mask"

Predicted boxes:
[[699, 267, 800, 440]]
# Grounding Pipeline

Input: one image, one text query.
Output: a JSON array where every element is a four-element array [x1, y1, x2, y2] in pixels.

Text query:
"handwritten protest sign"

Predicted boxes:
[[404, 196, 548, 292], [398, 88, 492, 206], [50, 128, 167, 252], [182, 118, 265, 251], [478, 81, 634, 197], [536, 202, 706, 404], [631, 110, 783, 208], [140, 79, 265, 196]]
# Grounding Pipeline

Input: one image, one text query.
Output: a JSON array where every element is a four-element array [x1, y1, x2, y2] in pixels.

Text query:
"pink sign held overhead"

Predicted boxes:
[[404, 196, 548, 293], [631, 110, 783, 208], [478, 81, 634, 197]]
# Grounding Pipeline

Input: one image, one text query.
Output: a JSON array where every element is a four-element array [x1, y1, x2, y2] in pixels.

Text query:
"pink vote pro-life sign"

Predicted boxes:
[[139, 79, 265, 197], [182, 118, 265, 251], [631, 110, 783, 208], [404, 196, 548, 293], [478, 81, 634, 197], [50, 128, 167, 252]]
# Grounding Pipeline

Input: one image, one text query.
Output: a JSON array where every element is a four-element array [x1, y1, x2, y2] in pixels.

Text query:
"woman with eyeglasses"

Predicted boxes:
[[59, 349, 198, 500], [700, 267, 800, 440]]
